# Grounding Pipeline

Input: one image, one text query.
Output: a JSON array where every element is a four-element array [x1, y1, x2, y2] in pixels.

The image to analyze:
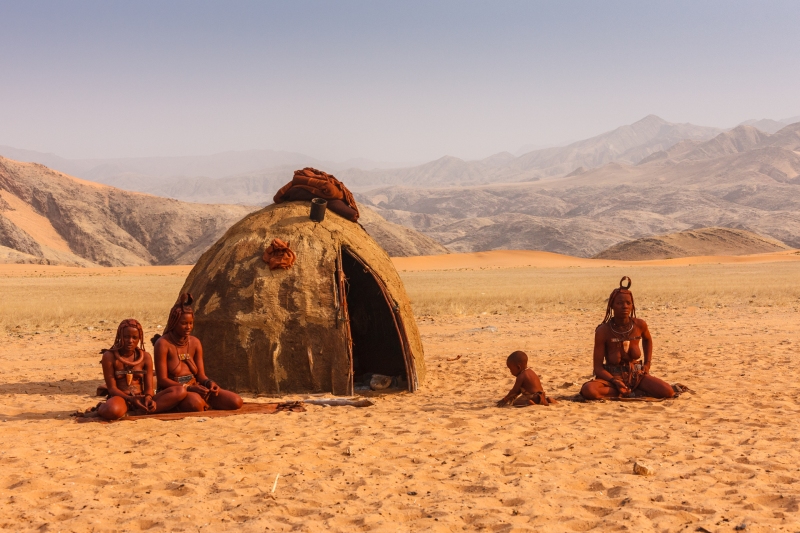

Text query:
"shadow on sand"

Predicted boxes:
[[0, 379, 100, 396]]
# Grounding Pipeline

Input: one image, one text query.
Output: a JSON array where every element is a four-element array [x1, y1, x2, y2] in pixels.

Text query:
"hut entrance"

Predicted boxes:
[[340, 248, 410, 390]]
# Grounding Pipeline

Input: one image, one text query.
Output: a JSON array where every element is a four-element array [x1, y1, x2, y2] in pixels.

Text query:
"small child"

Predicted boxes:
[[497, 351, 555, 407]]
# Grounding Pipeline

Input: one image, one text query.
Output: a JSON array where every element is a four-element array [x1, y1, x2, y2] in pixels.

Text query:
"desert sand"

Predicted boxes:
[[1, 251, 799, 532]]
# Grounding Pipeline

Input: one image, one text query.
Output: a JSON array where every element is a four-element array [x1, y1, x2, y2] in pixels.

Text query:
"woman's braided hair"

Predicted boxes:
[[104, 318, 145, 353]]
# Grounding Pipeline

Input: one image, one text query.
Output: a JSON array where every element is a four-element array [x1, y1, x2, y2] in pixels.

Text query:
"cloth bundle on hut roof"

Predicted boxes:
[[262, 238, 296, 270], [273, 167, 360, 222], [177, 201, 425, 396]]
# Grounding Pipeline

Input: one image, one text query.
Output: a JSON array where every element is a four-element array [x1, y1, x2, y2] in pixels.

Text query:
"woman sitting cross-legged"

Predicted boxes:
[[152, 294, 243, 412], [580, 277, 675, 401], [96, 319, 188, 420]]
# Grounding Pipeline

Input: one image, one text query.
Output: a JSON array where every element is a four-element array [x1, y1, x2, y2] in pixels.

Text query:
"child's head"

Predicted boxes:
[[506, 351, 528, 376]]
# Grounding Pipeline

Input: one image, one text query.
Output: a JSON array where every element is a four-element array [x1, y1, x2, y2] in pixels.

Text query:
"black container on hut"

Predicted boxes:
[[310, 198, 327, 222]]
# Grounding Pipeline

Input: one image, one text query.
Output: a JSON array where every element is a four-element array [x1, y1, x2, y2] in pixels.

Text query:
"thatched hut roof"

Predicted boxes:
[[179, 201, 426, 395]]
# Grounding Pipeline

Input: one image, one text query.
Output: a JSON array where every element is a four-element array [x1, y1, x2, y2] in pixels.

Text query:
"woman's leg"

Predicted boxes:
[[153, 385, 188, 413], [175, 391, 208, 412], [207, 389, 243, 410], [97, 396, 128, 420], [580, 379, 620, 400], [637, 375, 675, 399]]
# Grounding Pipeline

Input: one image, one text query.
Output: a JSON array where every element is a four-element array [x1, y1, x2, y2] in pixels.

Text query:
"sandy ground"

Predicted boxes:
[[1, 256, 800, 532]]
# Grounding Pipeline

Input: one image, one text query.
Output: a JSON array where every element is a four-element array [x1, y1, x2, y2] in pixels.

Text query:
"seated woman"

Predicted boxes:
[[97, 319, 187, 420], [580, 277, 675, 400], [152, 294, 243, 412]]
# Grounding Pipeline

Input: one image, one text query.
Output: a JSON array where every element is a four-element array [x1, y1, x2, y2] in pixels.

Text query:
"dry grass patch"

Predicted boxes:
[[0, 267, 189, 331], [0, 261, 798, 331], [400, 262, 800, 316]]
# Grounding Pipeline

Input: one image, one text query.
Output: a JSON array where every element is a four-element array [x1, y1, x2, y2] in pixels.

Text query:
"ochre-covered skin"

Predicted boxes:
[[179, 202, 425, 395]]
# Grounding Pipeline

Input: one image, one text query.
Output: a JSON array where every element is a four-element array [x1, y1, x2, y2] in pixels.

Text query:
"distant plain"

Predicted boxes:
[[1, 250, 798, 332]]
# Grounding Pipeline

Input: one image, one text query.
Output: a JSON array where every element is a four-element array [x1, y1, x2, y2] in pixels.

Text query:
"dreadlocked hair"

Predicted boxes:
[[102, 318, 145, 354], [601, 276, 636, 325], [152, 293, 194, 347]]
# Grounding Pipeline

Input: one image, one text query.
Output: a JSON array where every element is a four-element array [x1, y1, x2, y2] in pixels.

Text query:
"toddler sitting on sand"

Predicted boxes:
[[497, 351, 555, 407]]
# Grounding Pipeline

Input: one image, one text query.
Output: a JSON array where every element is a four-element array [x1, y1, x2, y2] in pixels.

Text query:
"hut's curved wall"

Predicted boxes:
[[180, 202, 426, 395]]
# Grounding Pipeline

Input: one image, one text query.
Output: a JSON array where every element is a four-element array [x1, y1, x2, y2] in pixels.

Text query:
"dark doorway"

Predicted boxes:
[[340, 248, 408, 385]]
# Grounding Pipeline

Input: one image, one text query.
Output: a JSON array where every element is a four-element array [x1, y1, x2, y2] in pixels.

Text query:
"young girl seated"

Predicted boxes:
[[96, 319, 187, 420]]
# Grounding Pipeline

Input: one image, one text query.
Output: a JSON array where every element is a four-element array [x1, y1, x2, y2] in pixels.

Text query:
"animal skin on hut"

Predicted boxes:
[[273, 167, 360, 222], [262, 238, 297, 270]]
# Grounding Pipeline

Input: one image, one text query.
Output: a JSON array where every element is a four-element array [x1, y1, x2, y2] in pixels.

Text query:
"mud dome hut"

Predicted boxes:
[[178, 201, 426, 395]]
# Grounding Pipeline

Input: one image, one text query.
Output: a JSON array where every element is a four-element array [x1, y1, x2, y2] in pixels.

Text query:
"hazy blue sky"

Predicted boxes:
[[1, 1, 799, 162]]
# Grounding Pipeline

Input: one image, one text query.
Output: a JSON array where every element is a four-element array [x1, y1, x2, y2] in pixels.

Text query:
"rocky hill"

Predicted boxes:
[[593, 227, 791, 260], [0, 157, 253, 266], [0, 157, 447, 266], [358, 208, 449, 257]]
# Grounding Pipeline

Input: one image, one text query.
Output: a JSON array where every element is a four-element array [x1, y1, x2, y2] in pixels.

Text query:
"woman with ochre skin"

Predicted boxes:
[[97, 319, 187, 420], [580, 277, 674, 400], [152, 294, 243, 412]]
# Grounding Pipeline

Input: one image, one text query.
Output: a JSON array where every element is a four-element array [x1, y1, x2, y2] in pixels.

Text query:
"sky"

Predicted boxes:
[[1, 1, 799, 162]]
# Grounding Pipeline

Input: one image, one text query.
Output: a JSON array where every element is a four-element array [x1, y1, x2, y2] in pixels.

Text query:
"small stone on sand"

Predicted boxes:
[[633, 462, 655, 476]]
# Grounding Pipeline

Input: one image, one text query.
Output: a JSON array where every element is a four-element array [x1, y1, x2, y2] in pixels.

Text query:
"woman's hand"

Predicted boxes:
[[206, 380, 221, 396], [188, 384, 210, 398], [143, 395, 157, 413], [129, 395, 149, 412], [611, 378, 630, 396], [496, 398, 511, 407]]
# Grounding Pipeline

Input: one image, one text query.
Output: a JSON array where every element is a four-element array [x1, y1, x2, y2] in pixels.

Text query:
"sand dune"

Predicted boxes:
[[594, 227, 791, 261]]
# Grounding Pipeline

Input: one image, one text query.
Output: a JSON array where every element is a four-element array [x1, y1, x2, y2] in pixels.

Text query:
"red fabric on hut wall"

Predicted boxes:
[[273, 167, 360, 222], [263, 238, 297, 270]]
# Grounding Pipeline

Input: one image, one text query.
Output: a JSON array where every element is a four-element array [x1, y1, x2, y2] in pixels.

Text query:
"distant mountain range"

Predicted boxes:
[[0, 115, 727, 200], [359, 122, 800, 256], [2, 114, 798, 260], [739, 115, 800, 134]]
